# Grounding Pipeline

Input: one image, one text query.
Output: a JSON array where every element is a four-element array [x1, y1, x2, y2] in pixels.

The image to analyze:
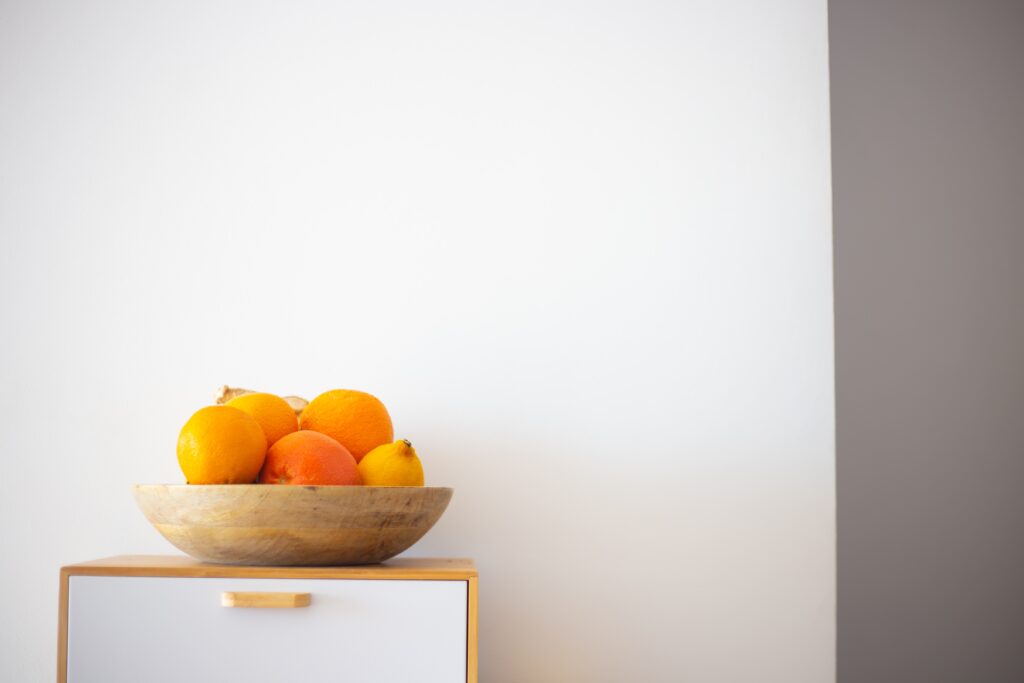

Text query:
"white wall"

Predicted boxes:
[[0, 1, 834, 680]]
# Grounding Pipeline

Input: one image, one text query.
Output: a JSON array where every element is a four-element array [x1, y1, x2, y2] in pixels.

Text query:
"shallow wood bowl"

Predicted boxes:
[[133, 484, 453, 566]]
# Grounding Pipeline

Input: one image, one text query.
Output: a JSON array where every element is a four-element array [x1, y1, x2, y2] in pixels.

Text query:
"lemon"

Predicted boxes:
[[357, 439, 424, 486]]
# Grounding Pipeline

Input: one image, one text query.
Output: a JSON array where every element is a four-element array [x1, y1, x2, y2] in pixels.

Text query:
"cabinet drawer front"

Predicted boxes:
[[67, 576, 467, 683]]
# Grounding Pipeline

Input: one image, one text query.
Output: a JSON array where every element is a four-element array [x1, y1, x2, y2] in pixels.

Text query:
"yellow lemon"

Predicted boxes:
[[357, 439, 424, 486]]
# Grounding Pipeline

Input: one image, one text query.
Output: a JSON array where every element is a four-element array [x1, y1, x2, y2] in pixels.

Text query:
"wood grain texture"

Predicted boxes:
[[133, 484, 452, 566]]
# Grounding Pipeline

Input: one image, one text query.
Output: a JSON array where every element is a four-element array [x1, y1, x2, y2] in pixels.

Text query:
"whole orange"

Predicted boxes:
[[177, 405, 267, 484], [259, 430, 362, 485], [226, 392, 297, 447], [298, 389, 393, 462]]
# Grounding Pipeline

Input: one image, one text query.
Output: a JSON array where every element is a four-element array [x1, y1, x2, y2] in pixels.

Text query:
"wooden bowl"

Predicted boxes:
[[133, 484, 453, 566]]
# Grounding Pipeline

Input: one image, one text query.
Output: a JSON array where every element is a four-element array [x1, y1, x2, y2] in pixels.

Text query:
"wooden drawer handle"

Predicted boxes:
[[221, 591, 312, 608]]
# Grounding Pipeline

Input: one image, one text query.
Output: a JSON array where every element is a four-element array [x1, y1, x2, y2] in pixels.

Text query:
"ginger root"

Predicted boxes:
[[282, 395, 309, 415], [214, 385, 255, 404]]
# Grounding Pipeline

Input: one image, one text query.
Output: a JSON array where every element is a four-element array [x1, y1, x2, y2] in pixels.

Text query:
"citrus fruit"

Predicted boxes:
[[259, 430, 362, 486], [177, 405, 267, 484], [225, 392, 298, 447], [298, 389, 393, 462], [358, 439, 424, 486]]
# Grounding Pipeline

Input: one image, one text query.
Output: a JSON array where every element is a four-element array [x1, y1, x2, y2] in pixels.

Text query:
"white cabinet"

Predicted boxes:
[[59, 556, 478, 683]]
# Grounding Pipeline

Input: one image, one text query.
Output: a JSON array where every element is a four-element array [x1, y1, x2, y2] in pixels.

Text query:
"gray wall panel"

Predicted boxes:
[[831, 1, 1024, 681]]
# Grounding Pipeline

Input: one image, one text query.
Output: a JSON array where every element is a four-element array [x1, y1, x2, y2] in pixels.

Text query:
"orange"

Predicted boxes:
[[298, 389, 393, 462], [259, 430, 362, 486], [226, 392, 297, 447], [177, 405, 267, 484]]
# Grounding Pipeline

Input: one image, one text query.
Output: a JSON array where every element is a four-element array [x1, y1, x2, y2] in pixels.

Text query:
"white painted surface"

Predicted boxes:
[[67, 576, 467, 683], [0, 1, 834, 681]]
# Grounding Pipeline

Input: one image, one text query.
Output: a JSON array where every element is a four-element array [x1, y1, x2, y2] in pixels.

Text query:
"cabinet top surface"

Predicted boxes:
[[61, 555, 476, 580]]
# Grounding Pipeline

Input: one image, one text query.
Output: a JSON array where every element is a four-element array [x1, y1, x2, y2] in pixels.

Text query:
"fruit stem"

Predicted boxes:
[[402, 439, 412, 449]]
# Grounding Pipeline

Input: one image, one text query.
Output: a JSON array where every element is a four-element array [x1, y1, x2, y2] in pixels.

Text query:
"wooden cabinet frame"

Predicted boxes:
[[58, 556, 477, 683]]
